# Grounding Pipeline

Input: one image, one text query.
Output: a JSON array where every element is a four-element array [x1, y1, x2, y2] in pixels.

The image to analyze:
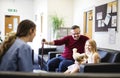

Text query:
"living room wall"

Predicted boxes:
[[0, 0, 34, 40], [47, 0, 74, 41], [73, 0, 120, 50], [0, 0, 74, 54], [1, 0, 119, 51]]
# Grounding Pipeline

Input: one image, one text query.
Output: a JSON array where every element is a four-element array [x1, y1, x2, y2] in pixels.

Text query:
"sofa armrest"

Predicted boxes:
[[80, 63, 120, 73], [48, 51, 62, 60], [56, 53, 61, 57], [39, 48, 56, 55]]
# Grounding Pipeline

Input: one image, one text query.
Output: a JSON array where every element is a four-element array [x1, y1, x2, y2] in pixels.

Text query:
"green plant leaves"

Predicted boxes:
[[50, 14, 64, 38]]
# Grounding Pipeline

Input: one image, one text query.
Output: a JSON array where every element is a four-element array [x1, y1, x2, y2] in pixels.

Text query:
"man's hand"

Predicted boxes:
[[42, 39, 46, 42], [41, 39, 46, 45], [41, 39, 54, 45]]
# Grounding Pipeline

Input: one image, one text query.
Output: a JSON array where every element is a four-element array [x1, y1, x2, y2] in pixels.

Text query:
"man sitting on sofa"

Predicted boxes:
[[43, 25, 89, 72]]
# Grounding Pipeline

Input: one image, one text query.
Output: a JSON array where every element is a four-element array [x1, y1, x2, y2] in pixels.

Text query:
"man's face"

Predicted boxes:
[[71, 28, 80, 40]]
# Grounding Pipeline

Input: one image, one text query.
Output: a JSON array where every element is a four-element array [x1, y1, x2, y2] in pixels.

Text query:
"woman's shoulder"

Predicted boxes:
[[13, 38, 31, 50]]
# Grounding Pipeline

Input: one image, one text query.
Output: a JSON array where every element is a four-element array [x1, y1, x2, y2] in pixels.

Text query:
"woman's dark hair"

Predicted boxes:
[[71, 25, 80, 29], [0, 19, 36, 60], [16, 19, 36, 37]]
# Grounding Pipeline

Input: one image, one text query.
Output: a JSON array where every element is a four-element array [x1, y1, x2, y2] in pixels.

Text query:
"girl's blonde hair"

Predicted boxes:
[[86, 39, 97, 53]]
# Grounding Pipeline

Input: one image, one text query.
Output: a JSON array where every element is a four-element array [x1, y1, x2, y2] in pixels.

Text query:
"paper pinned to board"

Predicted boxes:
[[111, 16, 117, 27], [112, 1, 117, 13], [104, 14, 111, 25], [97, 12, 103, 20], [108, 28, 116, 44], [107, 2, 112, 13]]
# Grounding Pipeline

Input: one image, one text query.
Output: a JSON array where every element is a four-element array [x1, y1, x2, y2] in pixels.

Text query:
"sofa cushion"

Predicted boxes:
[[98, 48, 120, 63], [98, 50, 110, 62], [80, 63, 120, 73], [111, 51, 120, 63], [56, 45, 64, 52]]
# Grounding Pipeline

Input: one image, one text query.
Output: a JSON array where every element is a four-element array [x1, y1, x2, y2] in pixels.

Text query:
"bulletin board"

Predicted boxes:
[[95, 0, 118, 32]]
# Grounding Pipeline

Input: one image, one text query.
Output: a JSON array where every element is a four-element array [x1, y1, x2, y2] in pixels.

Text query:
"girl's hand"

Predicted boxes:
[[73, 48, 77, 53]]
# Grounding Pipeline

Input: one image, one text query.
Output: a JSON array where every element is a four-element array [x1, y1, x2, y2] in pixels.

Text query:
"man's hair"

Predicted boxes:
[[71, 25, 80, 29]]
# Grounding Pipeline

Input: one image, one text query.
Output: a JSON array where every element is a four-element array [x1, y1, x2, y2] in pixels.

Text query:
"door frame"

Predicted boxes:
[[5, 15, 20, 35], [83, 10, 93, 39]]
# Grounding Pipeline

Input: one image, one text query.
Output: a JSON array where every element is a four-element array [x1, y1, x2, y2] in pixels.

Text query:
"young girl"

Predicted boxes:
[[64, 39, 100, 74], [84, 39, 100, 64]]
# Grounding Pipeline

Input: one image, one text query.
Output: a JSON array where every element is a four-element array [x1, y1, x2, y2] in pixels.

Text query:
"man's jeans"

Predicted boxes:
[[47, 56, 74, 72]]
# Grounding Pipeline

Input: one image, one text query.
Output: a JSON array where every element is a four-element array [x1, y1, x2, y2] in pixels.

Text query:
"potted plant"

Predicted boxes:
[[50, 14, 64, 38]]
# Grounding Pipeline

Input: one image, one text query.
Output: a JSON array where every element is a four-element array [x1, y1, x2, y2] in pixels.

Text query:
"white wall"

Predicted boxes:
[[47, 0, 74, 41], [0, 0, 39, 54], [48, 0, 74, 27], [0, 0, 43, 61], [74, 0, 120, 50], [1, 0, 119, 53], [31, 0, 48, 58], [0, 0, 34, 39], [0, 0, 74, 53]]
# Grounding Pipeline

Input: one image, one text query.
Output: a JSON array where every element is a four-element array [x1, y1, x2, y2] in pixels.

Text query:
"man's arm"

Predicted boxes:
[[42, 39, 55, 45], [44, 41, 55, 45]]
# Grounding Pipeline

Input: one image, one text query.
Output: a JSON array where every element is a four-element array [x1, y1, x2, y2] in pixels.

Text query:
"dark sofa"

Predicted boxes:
[[1, 48, 120, 78], [0, 71, 120, 78], [79, 48, 120, 73], [47, 48, 120, 73], [39, 45, 64, 62]]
